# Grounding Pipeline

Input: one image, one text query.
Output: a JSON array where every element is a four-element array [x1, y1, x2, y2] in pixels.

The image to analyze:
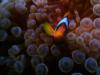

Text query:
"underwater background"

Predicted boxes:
[[0, 0, 100, 75]]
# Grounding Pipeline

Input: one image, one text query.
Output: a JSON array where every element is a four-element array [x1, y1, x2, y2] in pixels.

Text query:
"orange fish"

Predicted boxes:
[[43, 16, 69, 40]]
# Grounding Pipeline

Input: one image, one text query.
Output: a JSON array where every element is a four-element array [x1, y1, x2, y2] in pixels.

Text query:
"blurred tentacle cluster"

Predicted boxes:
[[0, 0, 100, 75]]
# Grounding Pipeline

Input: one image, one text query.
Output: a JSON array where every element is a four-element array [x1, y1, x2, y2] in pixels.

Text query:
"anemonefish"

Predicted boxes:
[[43, 16, 69, 40]]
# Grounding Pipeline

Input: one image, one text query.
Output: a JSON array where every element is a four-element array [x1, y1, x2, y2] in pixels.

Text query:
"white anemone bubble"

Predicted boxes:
[[0, 0, 9, 5], [35, 24, 43, 34], [50, 44, 61, 57], [41, 13, 48, 20], [15, 2, 27, 14], [89, 39, 100, 52], [37, 44, 49, 58], [15, 0, 26, 12], [69, 20, 77, 30], [84, 57, 98, 73], [27, 19, 36, 28], [11, 26, 22, 38], [8, 45, 21, 56], [72, 50, 86, 64], [0, 30, 8, 42], [80, 17, 93, 31], [58, 57, 74, 73], [90, 0, 100, 5], [32, 0, 47, 7], [93, 4, 100, 16], [66, 32, 76, 41], [24, 29, 36, 41], [0, 18, 11, 29], [75, 26, 85, 36], [93, 18, 100, 29], [13, 61, 24, 73], [35, 13, 43, 22], [30, 5, 37, 13], [26, 44, 38, 56], [91, 29, 100, 40], [55, 8, 62, 14], [75, 36, 85, 46], [16, 0, 26, 6], [72, 73, 83, 75], [80, 32, 93, 44], [28, 13, 36, 19], [37, 8, 46, 13], [0, 7, 11, 18], [35, 63, 48, 75]]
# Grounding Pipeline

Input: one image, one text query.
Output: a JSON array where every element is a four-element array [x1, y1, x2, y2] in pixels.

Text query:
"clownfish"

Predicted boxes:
[[43, 16, 69, 40]]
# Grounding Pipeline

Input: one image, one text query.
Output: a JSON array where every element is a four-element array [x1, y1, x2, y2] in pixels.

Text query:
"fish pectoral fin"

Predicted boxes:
[[43, 22, 55, 36]]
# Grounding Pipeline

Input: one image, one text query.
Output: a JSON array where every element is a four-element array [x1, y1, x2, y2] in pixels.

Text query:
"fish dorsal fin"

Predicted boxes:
[[55, 16, 69, 31]]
